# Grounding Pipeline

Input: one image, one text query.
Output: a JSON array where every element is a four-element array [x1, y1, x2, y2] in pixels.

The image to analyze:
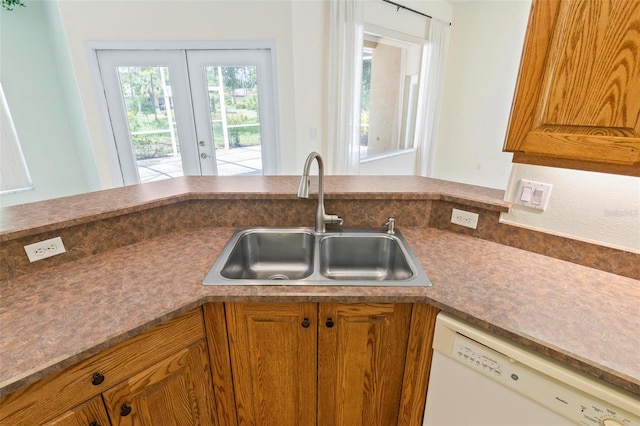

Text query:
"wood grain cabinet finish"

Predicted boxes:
[[0, 309, 214, 426], [224, 302, 317, 426], [102, 341, 216, 426], [43, 396, 110, 426], [504, 0, 640, 176], [214, 302, 439, 426]]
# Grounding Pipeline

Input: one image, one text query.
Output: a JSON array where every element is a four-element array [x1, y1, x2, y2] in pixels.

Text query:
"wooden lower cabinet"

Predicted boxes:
[[2, 303, 438, 426], [209, 302, 439, 426], [43, 396, 110, 426], [318, 303, 412, 426], [102, 340, 216, 425], [225, 303, 317, 426], [0, 309, 216, 426]]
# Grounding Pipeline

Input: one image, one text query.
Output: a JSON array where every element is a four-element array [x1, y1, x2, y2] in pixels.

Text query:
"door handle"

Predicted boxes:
[[200, 153, 210, 159]]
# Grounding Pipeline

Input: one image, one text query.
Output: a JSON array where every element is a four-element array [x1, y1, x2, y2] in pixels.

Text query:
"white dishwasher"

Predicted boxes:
[[423, 313, 640, 426]]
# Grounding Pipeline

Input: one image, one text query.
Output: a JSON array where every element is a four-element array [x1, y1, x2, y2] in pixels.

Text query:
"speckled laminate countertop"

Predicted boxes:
[[1, 176, 638, 403], [0, 176, 509, 241], [1, 226, 638, 399]]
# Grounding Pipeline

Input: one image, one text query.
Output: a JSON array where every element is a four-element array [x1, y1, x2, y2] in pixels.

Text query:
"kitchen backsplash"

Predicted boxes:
[[2, 197, 638, 281]]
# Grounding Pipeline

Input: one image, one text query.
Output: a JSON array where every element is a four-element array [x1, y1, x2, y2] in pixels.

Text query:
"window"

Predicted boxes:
[[359, 32, 423, 160]]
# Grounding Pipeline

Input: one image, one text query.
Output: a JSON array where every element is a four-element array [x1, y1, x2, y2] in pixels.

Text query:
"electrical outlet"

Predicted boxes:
[[451, 209, 479, 229], [24, 237, 66, 262]]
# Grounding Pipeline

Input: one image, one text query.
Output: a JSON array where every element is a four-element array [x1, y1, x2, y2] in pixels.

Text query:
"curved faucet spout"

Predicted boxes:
[[297, 152, 342, 232]]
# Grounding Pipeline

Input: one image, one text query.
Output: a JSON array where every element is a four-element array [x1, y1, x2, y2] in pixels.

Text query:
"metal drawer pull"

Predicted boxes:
[[91, 372, 104, 386], [120, 403, 132, 417]]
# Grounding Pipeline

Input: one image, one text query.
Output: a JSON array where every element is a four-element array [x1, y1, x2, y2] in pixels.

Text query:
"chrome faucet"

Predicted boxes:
[[297, 152, 343, 232]]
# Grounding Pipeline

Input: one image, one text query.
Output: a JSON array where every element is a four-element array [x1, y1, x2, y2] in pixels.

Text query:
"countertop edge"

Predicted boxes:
[[2, 289, 638, 398], [0, 176, 510, 242]]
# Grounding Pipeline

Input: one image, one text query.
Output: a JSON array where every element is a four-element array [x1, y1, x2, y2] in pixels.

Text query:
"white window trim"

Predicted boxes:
[[359, 24, 427, 165], [359, 147, 417, 164]]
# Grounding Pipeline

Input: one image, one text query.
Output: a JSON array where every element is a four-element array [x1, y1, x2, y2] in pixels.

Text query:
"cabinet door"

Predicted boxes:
[[318, 303, 413, 426], [0, 309, 205, 426], [102, 340, 216, 426], [225, 302, 317, 426], [44, 396, 110, 426], [504, 0, 640, 175]]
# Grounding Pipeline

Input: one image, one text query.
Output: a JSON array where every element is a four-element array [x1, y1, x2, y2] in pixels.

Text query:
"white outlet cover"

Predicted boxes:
[[451, 208, 479, 229], [24, 236, 66, 262]]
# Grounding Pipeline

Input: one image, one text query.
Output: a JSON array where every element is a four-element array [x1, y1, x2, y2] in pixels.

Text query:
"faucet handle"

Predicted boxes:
[[325, 214, 343, 227], [384, 217, 395, 234]]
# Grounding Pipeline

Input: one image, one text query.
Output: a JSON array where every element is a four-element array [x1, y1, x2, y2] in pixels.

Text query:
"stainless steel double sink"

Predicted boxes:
[[203, 227, 431, 287]]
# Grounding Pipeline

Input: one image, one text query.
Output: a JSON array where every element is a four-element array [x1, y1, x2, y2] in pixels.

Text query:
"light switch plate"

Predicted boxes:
[[515, 179, 552, 211]]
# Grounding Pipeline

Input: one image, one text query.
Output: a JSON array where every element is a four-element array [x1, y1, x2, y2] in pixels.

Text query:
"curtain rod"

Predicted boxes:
[[381, 0, 452, 26]]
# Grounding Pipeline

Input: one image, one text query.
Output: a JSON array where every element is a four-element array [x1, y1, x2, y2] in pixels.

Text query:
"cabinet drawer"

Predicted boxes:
[[0, 308, 205, 425]]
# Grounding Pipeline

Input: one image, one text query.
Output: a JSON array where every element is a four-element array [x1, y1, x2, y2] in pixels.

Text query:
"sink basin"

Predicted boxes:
[[203, 227, 431, 287], [219, 229, 315, 280], [319, 234, 413, 281]]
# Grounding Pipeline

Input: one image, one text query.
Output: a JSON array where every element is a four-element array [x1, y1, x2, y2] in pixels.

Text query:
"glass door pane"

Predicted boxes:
[[116, 66, 184, 182], [187, 49, 279, 176], [96, 50, 200, 186], [205, 65, 263, 175]]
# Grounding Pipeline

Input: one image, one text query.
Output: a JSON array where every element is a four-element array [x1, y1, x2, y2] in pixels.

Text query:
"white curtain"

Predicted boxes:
[[0, 83, 32, 194], [416, 18, 450, 176], [327, 0, 363, 175]]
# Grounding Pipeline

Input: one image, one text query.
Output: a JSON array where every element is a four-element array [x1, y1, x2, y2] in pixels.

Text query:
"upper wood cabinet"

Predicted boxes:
[[503, 0, 640, 176]]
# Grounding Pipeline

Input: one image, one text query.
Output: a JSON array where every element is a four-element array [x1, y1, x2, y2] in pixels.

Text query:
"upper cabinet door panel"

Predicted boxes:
[[504, 0, 640, 175]]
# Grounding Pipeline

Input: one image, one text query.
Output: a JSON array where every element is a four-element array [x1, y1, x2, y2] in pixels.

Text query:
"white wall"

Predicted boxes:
[[290, 0, 328, 170], [55, 0, 308, 184], [432, 0, 530, 189], [0, 1, 94, 207], [502, 164, 640, 252]]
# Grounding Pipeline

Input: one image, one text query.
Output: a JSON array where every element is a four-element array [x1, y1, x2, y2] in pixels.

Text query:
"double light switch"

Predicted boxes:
[[515, 179, 552, 211]]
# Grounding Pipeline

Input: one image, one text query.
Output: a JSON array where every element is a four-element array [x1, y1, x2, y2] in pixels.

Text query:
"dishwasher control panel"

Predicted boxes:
[[450, 332, 639, 426]]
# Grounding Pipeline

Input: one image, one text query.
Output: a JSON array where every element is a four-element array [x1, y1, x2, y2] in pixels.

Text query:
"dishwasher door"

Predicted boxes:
[[423, 313, 640, 426], [425, 350, 573, 425]]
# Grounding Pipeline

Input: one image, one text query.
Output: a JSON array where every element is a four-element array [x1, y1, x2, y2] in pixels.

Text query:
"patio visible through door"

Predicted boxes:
[[96, 48, 278, 185]]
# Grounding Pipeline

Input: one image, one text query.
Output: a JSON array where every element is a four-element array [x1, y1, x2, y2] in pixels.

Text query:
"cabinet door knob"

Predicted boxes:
[[91, 372, 104, 386], [120, 403, 132, 417], [89, 422, 100, 426], [301, 317, 311, 328], [325, 318, 334, 328]]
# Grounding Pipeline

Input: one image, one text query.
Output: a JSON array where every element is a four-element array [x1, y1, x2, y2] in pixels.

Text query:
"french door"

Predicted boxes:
[[97, 49, 278, 185]]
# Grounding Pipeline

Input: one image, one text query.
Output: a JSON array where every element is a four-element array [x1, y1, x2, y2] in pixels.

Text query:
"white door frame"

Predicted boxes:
[[87, 41, 280, 186]]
